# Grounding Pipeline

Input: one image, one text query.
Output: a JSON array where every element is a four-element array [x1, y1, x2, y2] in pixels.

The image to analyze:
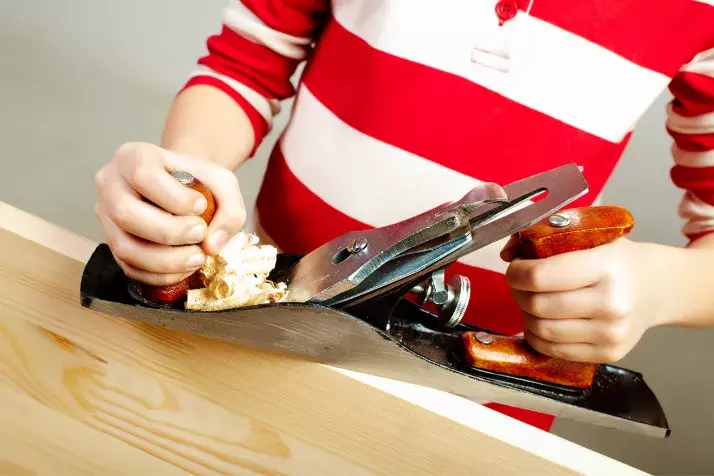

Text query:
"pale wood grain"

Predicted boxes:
[[0, 202, 649, 475]]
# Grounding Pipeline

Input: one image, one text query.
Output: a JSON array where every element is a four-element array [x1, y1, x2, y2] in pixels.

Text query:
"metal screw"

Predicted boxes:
[[171, 170, 195, 186], [347, 237, 368, 254], [475, 332, 494, 345], [549, 213, 571, 228], [429, 269, 449, 306], [446, 216, 460, 228]]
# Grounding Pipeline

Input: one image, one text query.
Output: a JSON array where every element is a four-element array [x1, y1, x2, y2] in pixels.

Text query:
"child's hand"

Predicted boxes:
[[502, 237, 670, 364], [94, 142, 246, 286]]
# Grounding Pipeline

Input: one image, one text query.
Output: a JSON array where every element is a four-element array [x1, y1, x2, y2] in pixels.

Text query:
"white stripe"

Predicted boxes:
[[683, 218, 714, 236], [332, 0, 670, 144], [666, 103, 714, 134], [671, 143, 714, 167], [679, 191, 714, 221], [188, 66, 280, 122], [282, 85, 485, 227], [681, 47, 714, 75], [694, 0, 714, 6], [223, 2, 312, 60]]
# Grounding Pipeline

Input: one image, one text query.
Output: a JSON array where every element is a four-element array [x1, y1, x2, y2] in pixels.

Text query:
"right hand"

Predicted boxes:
[[94, 142, 246, 286]]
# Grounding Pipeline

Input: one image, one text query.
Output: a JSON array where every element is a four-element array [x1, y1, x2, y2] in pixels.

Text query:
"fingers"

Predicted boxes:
[[116, 143, 208, 216], [499, 235, 520, 262], [523, 328, 628, 364], [95, 143, 247, 287], [506, 245, 611, 292], [95, 201, 206, 276], [164, 152, 247, 255], [98, 176, 208, 246], [521, 312, 632, 346], [113, 254, 195, 286], [510, 287, 609, 320]]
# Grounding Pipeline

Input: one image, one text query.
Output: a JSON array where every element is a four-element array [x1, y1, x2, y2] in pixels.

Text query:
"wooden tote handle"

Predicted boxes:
[[135, 171, 216, 304], [461, 206, 635, 389], [517, 206, 635, 259]]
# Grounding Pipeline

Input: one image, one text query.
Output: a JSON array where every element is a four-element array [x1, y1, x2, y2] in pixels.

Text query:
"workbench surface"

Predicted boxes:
[[0, 202, 648, 475]]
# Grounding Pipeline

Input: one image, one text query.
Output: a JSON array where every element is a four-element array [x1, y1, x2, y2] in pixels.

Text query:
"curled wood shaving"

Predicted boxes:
[[185, 231, 288, 311]]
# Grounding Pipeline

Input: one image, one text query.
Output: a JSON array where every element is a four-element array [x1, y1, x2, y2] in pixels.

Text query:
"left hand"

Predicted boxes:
[[501, 237, 668, 364]]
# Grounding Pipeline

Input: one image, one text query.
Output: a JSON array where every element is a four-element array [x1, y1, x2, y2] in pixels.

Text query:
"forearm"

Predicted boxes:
[[658, 238, 714, 328], [161, 85, 256, 171]]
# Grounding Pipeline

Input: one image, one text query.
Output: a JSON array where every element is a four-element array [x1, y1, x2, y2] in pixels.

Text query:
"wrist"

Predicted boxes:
[[161, 85, 255, 171], [642, 241, 714, 328], [161, 137, 214, 164]]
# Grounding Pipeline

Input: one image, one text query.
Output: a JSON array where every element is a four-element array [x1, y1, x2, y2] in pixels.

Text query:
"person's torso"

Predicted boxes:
[[254, 0, 714, 334]]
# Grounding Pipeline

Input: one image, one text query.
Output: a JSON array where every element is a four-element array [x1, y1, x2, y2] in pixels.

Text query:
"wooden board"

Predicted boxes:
[[0, 202, 649, 475]]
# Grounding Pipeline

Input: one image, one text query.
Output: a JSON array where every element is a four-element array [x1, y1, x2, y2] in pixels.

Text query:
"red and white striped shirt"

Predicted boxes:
[[181, 0, 714, 430]]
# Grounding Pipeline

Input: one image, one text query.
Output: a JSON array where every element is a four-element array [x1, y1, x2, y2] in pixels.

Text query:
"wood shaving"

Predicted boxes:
[[185, 231, 288, 311]]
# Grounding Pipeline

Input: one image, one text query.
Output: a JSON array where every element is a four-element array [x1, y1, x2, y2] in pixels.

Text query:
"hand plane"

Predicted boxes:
[[79, 163, 670, 438]]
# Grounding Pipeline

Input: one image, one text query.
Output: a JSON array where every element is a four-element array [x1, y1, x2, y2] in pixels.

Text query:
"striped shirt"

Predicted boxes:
[[181, 0, 714, 430]]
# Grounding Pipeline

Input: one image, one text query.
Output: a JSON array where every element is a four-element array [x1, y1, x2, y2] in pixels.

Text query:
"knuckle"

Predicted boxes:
[[113, 258, 133, 276], [527, 294, 549, 318], [110, 240, 130, 263], [601, 321, 629, 345], [160, 227, 182, 246], [221, 208, 247, 232], [545, 344, 570, 361], [109, 197, 133, 227], [129, 162, 155, 188], [532, 320, 555, 341], [605, 293, 633, 320], [523, 264, 548, 289], [115, 142, 139, 156], [94, 168, 106, 188]]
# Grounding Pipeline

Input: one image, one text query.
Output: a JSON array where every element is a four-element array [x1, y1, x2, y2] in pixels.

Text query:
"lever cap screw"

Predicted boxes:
[[549, 213, 571, 228], [347, 237, 368, 254], [475, 332, 494, 345]]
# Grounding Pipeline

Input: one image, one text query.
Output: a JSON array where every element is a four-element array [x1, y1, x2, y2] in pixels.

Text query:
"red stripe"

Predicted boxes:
[[301, 19, 627, 207], [180, 76, 269, 157], [257, 146, 370, 254], [688, 230, 714, 244], [483, 403, 554, 432], [670, 165, 714, 205], [670, 71, 714, 117], [199, 25, 301, 100], [530, 0, 714, 76], [667, 128, 714, 152], [241, 0, 330, 38]]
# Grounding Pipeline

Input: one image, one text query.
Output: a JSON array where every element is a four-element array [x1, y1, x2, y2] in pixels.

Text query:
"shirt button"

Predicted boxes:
[[495, 0, 519, 25]]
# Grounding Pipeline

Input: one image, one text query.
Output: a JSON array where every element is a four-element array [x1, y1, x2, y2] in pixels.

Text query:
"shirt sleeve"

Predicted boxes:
[[180, 0, 330, 155], [667, 47, 714, 244]]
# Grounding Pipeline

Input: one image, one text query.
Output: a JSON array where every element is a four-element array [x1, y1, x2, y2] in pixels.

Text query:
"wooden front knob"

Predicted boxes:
[[136, 171, 216, 304]]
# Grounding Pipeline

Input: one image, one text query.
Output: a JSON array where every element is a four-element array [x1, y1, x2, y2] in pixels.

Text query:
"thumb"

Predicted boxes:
[[500, 234, 521, 262], [163, 151, 247, 256]]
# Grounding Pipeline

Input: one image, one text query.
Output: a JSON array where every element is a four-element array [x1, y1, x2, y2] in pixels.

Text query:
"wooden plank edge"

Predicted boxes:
[[0, 201, 650, 476]]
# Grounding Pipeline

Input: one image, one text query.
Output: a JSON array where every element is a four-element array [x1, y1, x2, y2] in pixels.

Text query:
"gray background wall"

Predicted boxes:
[[1, 1, 711, 474]]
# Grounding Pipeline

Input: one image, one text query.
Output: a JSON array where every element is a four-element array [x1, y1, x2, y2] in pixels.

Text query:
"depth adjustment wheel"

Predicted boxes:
[[410, 269, 471, 328]]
